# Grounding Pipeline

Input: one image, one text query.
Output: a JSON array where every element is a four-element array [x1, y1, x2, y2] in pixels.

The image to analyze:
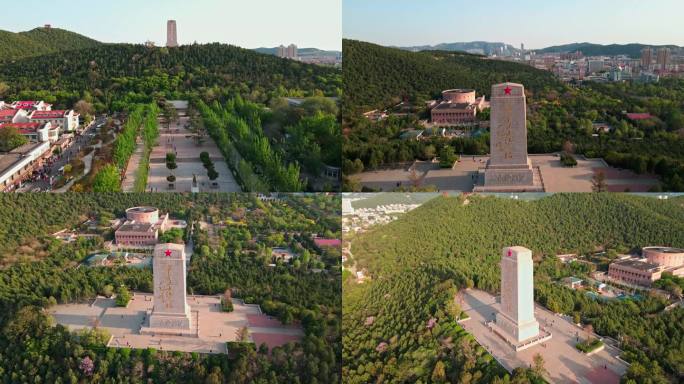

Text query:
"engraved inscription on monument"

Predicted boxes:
[[489, 83, 528, 167], [478, 82, 542, 191], [148, 243, 192, 330]]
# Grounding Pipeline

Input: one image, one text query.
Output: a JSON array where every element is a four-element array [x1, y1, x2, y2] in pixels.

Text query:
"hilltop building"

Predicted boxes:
[[114, 207, 186, 246], [428, 89, 488, 125], [166, 20, 178, 47], [608, 247, 684, 286]]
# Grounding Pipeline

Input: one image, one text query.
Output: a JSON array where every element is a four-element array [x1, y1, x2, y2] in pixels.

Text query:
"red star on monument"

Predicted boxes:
[[504, 86, 512, 95], [507, 248, 513, 257], [165, 249, 172, 257]]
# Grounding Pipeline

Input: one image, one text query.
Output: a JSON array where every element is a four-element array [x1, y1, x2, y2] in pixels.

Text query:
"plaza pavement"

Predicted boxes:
[[49, 293, 303, 354], [354, 154, 659, 192], [458, 289, 628, 384], [147, 114, 240, 193]]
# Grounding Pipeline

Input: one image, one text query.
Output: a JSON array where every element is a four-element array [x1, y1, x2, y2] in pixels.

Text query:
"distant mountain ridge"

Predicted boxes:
[[397, 41, 683, 58], [397, 41, 518, 55], [0, 27, 101, 61], [254, 47, 341, 58], [536, 42, 682, 57]]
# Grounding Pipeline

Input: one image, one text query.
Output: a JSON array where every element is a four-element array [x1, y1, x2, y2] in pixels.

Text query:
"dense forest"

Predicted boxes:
[[197, 95, 340, 192], [342, 40, 684, 191], [0, 27, 101, 61], [0, 193, 341, 383], [0, 43, 342, 111], [342, 39, 559, 115], [344, 193, 684, 383]]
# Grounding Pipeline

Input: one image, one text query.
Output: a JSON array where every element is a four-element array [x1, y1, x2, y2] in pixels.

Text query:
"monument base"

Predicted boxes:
[[140, 310, 198, 337], [496, 312, 540, 342], [473, 166, 545, 192], [488, 320, 552, 352]]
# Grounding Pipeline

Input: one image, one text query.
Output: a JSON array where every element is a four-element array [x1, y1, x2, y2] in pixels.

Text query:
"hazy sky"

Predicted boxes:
[[343, 0, 684, 49], [2, 0, 342, 50]]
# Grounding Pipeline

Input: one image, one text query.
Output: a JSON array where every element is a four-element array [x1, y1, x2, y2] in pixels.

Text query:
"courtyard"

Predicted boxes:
[[458, 289, 628, 384], [354, 154, 659, 192], [49, 293, 303, 354]]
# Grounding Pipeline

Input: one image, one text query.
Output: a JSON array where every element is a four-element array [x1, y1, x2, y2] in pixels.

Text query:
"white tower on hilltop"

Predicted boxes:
[[166, 20, 178, 48], [496, 246, 540, 343]]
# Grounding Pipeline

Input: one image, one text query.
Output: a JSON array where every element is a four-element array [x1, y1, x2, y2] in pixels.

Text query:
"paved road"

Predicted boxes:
[[18, 116, 106, 192]]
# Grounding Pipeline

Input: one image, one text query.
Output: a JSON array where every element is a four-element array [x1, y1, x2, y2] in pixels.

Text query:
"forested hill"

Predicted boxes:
[[536, 42, 682, 58], [0, 43, 342, 108], [0, 27, 101, 61], [342, 39, 561, 113], [343, 193, 684, 383]]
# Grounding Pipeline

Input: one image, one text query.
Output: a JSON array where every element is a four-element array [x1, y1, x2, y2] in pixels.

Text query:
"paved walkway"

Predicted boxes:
[[458, 289, 627, 384], [122, 137, 146, 192], [147, 107, 240, 192]]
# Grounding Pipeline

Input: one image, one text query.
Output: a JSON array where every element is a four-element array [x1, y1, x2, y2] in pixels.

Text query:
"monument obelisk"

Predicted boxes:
[[475, 83, 543, 191], [496, 246, 540, 343], [144, 243, 193, 333]]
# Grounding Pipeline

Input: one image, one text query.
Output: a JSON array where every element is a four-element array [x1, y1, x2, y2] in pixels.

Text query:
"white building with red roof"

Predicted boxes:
[[0, 109, 29, 124], [0, 122, 58, 143], [29, 110, 79, 132]]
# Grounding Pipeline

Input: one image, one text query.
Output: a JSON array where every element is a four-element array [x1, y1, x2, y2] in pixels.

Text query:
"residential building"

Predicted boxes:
[[29, 110, 80, 132], [0, 141, 51, 191]]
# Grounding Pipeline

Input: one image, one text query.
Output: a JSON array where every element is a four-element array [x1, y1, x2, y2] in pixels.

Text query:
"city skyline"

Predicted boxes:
[[343, 0, 684, 49], [2, 0, 342, 50]]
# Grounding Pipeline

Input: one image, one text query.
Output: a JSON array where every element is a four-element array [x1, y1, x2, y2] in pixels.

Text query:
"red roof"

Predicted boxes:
[[14, 101, 38, 108], [30, 110, 66, 119], [0, 109, 18, 118], [0, 123, 41, 129], [626, 113, 652, 120], [0, 123, 41, 135], [314, 238, 341, 248]]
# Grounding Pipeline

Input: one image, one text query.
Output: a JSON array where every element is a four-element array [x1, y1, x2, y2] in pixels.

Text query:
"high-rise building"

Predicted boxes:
[[287, 44, 298, 59], [496, 246, 540, 343], [166, 20, 178, 48], [520, 43, 524, 52], [657, 47, 671, 70], [641, 47, 653, 69], [276, 44, 298, 60]]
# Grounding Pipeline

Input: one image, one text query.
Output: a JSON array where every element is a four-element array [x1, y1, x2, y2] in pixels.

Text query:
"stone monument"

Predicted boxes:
[[496, 246, 541, 345], [142, 243, 193, 334], [475, 83, 543, 192]]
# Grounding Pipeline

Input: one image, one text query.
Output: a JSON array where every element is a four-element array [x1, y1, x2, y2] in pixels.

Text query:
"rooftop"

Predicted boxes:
[[30, 110, 66, 119], [117, 222, 154, 233], [443, 89, 475, 94], [644, 246, 684, 254], [0, 109, 19, 118], [433, 102, 474, 111], [0, 123, 42, 129], [314, 238, 341, 248], [127, 206, 157, 213], [626, 113, 653, 120], [612, 258, 660, 272]]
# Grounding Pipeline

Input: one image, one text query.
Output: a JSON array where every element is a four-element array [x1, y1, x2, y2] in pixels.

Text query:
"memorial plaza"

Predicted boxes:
[[458, 289, 628, 384], [49, 293, 303, 354], [354, 154, 658, 192], [353, 82, 659, 193]]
